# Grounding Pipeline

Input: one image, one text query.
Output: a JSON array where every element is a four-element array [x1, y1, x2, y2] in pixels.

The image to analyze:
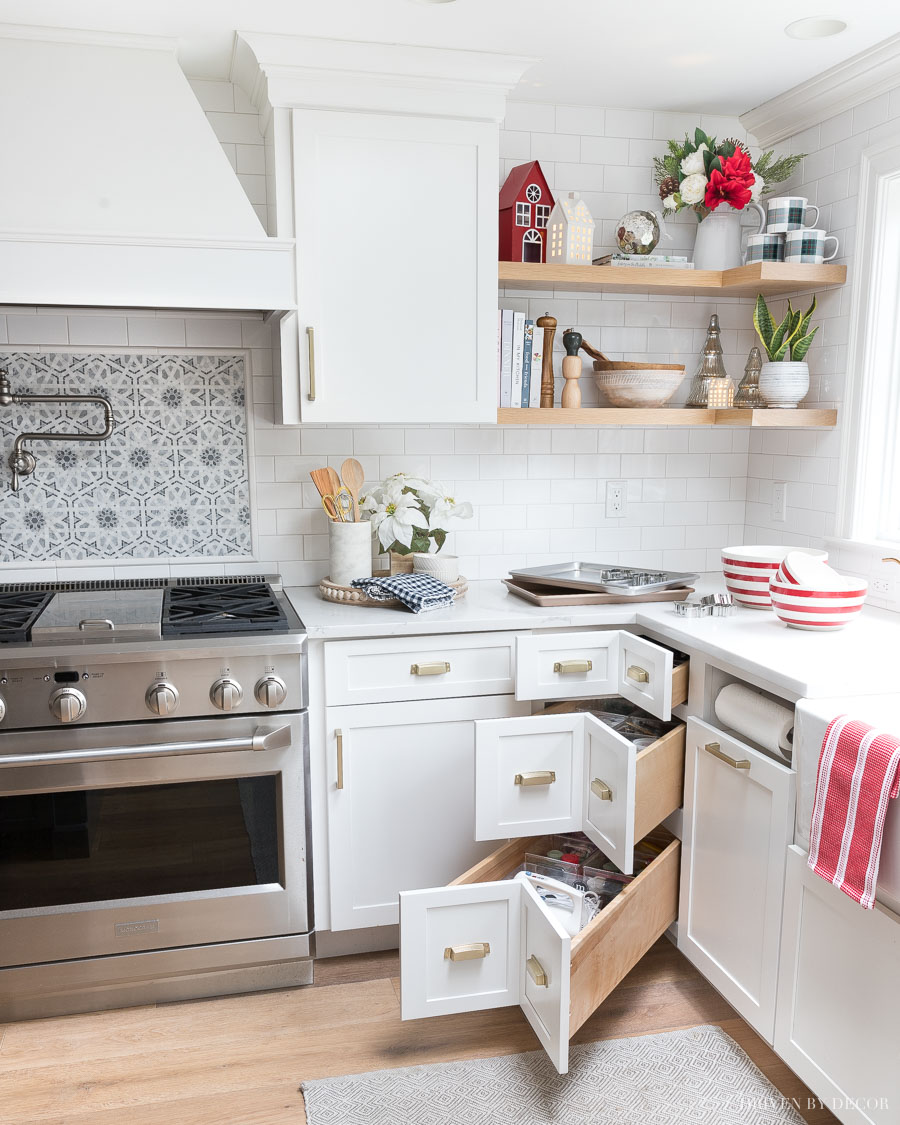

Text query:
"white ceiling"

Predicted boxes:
[[3, 0, 899, 112]]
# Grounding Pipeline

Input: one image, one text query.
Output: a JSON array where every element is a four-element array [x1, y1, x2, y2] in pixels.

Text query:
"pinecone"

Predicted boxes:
[[659, 175, 678, 201]]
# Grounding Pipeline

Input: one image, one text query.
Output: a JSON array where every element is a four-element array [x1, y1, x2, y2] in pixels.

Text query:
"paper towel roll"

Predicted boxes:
[[714, 683, 794, 762]]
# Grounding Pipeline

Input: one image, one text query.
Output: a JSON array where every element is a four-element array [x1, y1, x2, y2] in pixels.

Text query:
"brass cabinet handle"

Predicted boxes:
[[704, 741, 750, 770], [335, 728, 344, 789], [553, 659, 593, 674], [444, 942, 490, 961], [591, 778, 613, 801], [306, 326, 316, 402], [626, 664, 650, 683], [410, 661, 451, 676], [514, 770, 556, 787], [526, 955, 548, 987]]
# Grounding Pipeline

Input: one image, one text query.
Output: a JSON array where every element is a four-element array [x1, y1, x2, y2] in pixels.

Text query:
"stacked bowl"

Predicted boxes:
[[770, 551, 868, 631], [721, 545, 828, 609]]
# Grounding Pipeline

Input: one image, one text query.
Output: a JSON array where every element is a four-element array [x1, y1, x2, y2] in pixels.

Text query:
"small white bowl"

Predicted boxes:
[[412, 552, 459, 583]]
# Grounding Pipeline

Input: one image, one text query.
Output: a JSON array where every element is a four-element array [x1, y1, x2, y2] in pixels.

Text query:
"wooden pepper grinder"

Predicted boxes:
[[537, 313, 557, 409], [561, 328, 583, 408]]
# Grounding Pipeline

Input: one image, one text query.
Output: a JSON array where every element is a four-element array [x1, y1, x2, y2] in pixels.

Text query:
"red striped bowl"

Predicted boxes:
[[770, 579, 868, 630], [721, 545, 828, 608]]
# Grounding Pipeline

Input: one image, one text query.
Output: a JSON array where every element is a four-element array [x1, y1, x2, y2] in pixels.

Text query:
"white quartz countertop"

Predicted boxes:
[[285, 574, 900, 699]]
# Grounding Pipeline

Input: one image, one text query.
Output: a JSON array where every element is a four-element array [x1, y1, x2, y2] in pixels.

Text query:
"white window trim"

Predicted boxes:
[[516, 201, 531, 226], [837, 133, 900, 548]]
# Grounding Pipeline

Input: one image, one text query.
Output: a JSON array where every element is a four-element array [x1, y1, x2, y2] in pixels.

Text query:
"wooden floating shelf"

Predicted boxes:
[[498, 260, 847, 297], [496, 407, 838, 428]]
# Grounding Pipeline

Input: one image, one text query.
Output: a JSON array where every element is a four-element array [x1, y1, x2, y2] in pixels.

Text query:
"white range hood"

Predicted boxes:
[[0, 25, 294, 311]]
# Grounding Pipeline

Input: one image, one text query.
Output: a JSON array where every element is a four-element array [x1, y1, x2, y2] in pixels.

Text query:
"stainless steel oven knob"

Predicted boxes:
[[210, 677, 243, 711], [254, 674, 287, 708], [49, 687, 87, 724], [146, 682, 179, 716], [0, 695, 5, 723]]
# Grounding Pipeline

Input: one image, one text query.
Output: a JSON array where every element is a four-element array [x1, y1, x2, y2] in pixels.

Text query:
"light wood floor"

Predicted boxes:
[[0, 940, 837, 1125]]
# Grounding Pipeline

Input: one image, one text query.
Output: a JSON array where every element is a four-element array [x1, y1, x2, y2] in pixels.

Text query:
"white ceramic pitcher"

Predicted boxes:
[[693, 202, 765, 271]]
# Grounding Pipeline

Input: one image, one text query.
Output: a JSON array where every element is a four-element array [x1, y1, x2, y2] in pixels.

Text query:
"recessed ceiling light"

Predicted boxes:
[[785, 17, 847, 39]]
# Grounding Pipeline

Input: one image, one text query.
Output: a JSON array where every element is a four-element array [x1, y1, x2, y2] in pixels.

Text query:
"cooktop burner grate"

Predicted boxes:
[[161, 582, 290, 637], [0, 574, 274, 595], [0, 590, 55, 644]]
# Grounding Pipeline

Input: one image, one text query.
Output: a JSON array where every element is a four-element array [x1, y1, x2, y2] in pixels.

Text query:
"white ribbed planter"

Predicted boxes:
[[759, 361, 809, 409]]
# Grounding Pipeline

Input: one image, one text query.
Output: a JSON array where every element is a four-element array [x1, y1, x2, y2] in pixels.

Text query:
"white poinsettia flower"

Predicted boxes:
[[663, 192, 679, 211], [680, 145, 707, 177], [428, 494, 474, 531], [750, 175, 764, 201], [368, 490, 422, 550], [679, 173, 707, 205]]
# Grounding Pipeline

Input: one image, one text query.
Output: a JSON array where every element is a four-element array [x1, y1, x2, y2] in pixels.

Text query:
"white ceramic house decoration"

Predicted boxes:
[[547, 192, 595, 265]]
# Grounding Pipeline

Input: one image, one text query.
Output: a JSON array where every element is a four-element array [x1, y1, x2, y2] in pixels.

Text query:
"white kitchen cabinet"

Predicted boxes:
[[775, 846, 900, 1125], [325, 695, 528, 930], [283, 109, 497, 425], [400, 694, 687, 1072], [678, 716, 795, 1043]]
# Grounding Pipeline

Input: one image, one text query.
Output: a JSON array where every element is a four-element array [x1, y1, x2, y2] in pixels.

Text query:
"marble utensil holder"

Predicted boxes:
[[328, 519, 373, 586]]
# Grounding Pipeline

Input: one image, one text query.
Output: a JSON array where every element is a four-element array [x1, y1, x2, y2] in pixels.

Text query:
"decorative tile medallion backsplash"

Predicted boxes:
[[0, 353, 252, 563]]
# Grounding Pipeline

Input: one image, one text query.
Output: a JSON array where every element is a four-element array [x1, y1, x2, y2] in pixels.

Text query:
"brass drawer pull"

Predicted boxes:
[[704, 741, 750, 770], [410, 661, 451, 676], [626, 664, 650, 683], [306, 325, 316, 402], [515, 770, 556, 787], [444, 942, 490, 962], [553, 659, 592, 675], [526, 955, 548, 987], [591, 778, 613, 801], [335, 728, 344, 789]]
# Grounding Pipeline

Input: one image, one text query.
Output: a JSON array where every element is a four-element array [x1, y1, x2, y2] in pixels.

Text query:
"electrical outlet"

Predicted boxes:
[[771, 481, 787, 523], [872, 579, 893, 595], [606, 481, 626, 518]]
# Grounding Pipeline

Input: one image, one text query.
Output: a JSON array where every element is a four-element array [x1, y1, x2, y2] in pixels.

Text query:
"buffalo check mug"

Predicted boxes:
[[784, 228, 840, 264], [746, 233, 785, 263], [766, 196, 820, 233]]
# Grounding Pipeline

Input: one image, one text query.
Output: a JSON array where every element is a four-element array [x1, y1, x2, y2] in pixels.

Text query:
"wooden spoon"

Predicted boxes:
[[341, 458, 364, 522], [324, 466, 342, 501]]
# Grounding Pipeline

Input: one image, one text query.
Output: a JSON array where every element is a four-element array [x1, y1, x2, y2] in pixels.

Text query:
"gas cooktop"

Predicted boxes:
[[0, 575, 297, 646]]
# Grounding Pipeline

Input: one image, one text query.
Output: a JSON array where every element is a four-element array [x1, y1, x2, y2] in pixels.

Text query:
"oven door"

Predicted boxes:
[[0, 713, 309, 967]]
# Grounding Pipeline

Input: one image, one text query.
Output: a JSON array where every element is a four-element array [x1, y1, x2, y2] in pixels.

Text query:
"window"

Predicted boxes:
[[516, 201, 531, 226], [526, 184, 542, 203], [535, 204, 550, 228], [839, 137, 900, 546]]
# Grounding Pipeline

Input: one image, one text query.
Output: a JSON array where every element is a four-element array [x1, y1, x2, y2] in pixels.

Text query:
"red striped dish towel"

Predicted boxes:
[[808, 715, 900, 909]]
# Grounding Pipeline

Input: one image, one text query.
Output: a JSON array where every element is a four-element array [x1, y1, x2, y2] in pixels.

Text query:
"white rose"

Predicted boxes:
[[679, 173, 707, 205], [663, 192, 678, 211], [750, 174, 764, 201], [680, 144, 708, 177]]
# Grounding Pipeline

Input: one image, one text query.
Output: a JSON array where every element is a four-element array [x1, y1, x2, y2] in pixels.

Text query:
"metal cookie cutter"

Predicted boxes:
[[674, 600, 711, 618], [701, 593, 736, 617]]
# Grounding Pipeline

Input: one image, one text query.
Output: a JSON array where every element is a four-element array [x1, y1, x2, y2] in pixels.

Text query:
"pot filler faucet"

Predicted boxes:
[[0, 368, 115, 491]]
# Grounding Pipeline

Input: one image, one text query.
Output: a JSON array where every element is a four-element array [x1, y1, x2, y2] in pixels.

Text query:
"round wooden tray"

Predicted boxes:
[[319, 572, 468, 607]]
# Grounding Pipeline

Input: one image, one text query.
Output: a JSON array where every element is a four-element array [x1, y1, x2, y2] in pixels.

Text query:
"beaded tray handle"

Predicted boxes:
[[319, 572, 468, 607]]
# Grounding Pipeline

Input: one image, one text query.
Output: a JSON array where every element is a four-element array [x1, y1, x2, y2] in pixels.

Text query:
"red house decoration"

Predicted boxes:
[[499, 160, 554, 264]]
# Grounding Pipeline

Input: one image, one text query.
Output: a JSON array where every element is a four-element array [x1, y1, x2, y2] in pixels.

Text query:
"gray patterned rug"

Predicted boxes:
[[301, 1024, 806, 1124]]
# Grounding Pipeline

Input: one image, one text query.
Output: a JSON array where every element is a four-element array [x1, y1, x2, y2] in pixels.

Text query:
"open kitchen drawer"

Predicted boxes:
[[515, 631, 688, 720], [400, 703, 685, 1073], [400, 829, 680, 1073]]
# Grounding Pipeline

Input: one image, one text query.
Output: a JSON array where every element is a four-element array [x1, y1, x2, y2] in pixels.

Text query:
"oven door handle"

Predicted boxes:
[[0, 724, 293, 768]]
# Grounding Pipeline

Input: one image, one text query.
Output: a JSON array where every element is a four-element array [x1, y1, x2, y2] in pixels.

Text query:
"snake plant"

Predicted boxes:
[[753, 293, 818, 362]]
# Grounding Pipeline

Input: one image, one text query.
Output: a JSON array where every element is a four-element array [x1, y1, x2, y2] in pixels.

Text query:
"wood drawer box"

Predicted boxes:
[[324, 631, 522, 706], [400, 831, 680, 1074], [515, 631, 688, 720]]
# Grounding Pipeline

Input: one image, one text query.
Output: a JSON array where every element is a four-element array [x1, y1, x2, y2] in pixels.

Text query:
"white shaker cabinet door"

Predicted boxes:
[[287, 109, 497, 425], [326, 695, 526, 931], [678, 716, 795, 1043]]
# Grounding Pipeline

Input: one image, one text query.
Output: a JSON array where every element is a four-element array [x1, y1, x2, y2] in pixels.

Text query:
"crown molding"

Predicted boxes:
[[741, 33, 900, 146], [231, 32, 536, 127], [0, 22, 176, 53]]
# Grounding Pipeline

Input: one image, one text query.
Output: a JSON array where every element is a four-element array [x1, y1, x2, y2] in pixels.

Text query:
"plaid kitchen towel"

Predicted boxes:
[[808, 715, 900, 908], [351, 573, 455, 613]]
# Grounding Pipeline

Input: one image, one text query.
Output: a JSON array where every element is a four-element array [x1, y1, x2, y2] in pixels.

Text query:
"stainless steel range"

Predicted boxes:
[[0, 574, 312, 1021]]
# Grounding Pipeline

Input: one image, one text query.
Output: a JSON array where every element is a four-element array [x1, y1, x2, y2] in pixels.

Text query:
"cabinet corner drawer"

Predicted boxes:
[[324, 632, 521, 705]]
